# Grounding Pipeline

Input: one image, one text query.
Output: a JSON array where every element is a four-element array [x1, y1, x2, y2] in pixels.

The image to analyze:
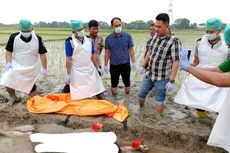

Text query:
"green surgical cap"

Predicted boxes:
[[19, 19, 32, 31], [205, 18, 222, 30], [70, 20, 83, 31], [224, 24, 230, 45]]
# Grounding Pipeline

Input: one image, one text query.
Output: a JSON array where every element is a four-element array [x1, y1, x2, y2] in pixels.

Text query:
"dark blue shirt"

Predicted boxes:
[[105, 32, 134, 65], [65, 37, 95, 57]]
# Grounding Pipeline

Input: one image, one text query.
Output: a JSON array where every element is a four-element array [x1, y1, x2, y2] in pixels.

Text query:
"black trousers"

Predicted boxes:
[[110, 63, 131, 88]]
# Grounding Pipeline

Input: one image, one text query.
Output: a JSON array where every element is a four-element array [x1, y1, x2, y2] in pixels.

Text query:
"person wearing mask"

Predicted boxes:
[[180, 23, 230, 152], [64, 20, 105, 100], [175, 18, 229, 117], [0, 19, 48, 106], [137, 13, 182, 113], [104, 17, 136, 96]]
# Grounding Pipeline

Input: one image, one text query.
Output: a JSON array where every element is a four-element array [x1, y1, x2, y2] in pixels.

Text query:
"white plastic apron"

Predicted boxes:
[[70, 35, 105, 100], [0, 31, 41, 94], [175, 35, 229, 112], [207, 93, 230, 152]]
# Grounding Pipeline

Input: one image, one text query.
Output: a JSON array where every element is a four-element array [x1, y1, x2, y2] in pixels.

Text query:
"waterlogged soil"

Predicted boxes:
[[0, 77, 227, 153]]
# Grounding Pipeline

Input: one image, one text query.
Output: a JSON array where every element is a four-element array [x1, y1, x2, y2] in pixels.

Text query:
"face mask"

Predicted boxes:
[[114, 26, 122, 33], [21, 32, 32, 38], [77, 30, 85, 38], [206, 33, 217, 41]]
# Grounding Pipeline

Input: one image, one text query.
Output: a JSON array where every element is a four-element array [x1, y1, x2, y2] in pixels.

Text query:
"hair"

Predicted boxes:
[[150, 23, 155, 27], [111, 17, 121, 26], [156, 13, 170, 24], [88, 20, 98, 28]]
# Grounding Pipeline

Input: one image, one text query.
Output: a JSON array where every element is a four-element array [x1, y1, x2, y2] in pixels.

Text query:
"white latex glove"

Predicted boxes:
[[165, 82, 174, 93], [65, 74, 72, 84], [97, 67, 105, 76], [131, 62, 137, 71], [41, 69, 48, 79], [139, 66, 145, 75], [4, 63, 13, 72], [104, 65, 109, 74]]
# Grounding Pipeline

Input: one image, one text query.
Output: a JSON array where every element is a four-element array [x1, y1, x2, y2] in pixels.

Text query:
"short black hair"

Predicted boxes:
[[150, 23, 155, 27], [88, 20, 98, 28], [111, 17, 121, 26], [156, 13, 170, 24]]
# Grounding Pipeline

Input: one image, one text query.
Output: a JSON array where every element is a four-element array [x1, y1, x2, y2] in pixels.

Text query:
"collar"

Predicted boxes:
[[113, 31, 123, 38], [20, 35, 32, 43], [207, 39, 222, 49]]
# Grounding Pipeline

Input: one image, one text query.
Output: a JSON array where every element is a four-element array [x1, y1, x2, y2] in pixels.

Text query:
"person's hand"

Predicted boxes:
[[97, 67, 105, 76], [41, 69, 48, 79], [131, 62, 137, 71], [165, 82, 174, 93], [65, 74, 72, 84], [139, 66, 145, 75], [180, 48, 192, 71], [4, 63, 13, 72], [104, 65, 109, 74]]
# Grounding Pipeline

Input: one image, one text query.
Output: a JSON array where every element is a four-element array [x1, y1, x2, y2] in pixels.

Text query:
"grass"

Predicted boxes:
[[0, 27, 204, 86]]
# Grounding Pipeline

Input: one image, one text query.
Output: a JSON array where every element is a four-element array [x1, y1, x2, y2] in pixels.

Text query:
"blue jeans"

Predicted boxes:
[[138, 76, 169, 103]]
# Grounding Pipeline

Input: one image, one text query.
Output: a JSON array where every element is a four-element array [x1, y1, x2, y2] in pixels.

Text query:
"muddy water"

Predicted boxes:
[[0, 136, 34, 153], [0, 135, 168, 153]]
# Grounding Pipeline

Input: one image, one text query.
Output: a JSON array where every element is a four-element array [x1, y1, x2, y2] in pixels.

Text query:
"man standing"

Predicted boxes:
[[65, 20, 105, 100], [175, 18, 229, 116], [88, 20, 104, 56], [137, 13, 181, 113], [0, 19, 48, 106], [104, 17, 136, 96], [180, 24, 230, 152]]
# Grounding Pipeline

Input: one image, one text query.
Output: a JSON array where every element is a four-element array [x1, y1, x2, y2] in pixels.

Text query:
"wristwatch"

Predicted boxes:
[[170, 80, 175, 84]]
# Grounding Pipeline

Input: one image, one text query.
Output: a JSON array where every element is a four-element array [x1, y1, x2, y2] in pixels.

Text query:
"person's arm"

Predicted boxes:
[[66, 57, 72, 74], [200, 67, 222, 72], [5, 33, 16, 64], [188, 66, 230, 87], [92, 53, 100, 68], [91, 39, 100, 68], [65, 39, 73, 74], [6, 51, 12, 63], [170, 60, 180, 81], [142, 50, 151, 67], [98, 37, 104, 55], [169, 38, 181, 81], [193, 38, 201, 66], [129, 47, 135, 63], [39, 53, 47, 69], [104, 48, 110, 66], [193, 56, 199, 66], [128, 34, 135, 63]]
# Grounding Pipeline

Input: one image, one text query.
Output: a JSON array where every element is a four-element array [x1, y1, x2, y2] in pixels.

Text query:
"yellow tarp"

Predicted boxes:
[[26, 93, 128, 122]]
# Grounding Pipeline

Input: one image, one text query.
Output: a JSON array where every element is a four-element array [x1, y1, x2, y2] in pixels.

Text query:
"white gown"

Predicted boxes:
[[207, 92, 230, 152], [70, 35, 105, 100], [174, 35, 229, 112], [0, 31, 42, 94]]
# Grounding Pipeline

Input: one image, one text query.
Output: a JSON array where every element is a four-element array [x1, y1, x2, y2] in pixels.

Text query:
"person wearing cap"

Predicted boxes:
[[0, 19, 48, 106], [104, 17, 136, 96], [64, 20, 105, 100], [180, 24, 230, 152], [175, 18, 229, 117]]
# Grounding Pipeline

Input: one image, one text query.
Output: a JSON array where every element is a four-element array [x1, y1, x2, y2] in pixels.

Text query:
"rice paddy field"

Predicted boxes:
[[0, 27, 203, 83], [0, 27, 227, 153]]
